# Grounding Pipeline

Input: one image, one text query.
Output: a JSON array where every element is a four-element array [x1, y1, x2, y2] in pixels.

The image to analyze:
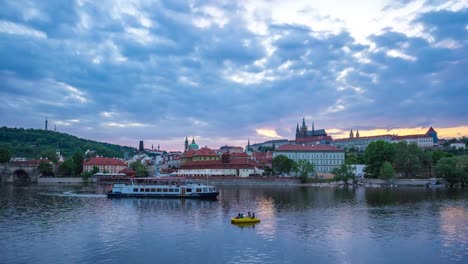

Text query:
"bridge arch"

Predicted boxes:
[[13, 169, 30, 182]]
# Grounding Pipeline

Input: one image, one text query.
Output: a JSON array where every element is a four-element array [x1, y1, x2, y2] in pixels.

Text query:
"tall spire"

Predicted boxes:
[[184, 136, 189, 151], [349, 129, 354, 139], [192, 137, 196, 144], [312, 122, 315, 134], [45, 117, 48, 131], [356, 130, 360, 138], [302, 117, 306, 128]]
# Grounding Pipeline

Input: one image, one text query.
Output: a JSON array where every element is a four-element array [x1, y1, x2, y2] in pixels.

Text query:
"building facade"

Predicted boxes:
[[273, 145, 345, 173], [83, 157, 127, 174], [178, 153, 263, 177], [332, 135, 393, 151]]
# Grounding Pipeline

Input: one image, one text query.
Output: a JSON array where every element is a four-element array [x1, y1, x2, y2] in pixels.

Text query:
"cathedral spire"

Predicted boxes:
[[349, 129, 354, 139], [356, 129, 360, 138], [302, 117, 306, 129], [312, 122, 315, 134]]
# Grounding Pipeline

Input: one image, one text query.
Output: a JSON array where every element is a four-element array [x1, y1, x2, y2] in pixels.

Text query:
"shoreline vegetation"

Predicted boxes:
[[32, 176, 457, 188]]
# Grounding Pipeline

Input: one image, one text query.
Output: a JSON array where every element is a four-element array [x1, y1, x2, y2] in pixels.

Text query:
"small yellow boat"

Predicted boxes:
[[231, 217, 261, 224]]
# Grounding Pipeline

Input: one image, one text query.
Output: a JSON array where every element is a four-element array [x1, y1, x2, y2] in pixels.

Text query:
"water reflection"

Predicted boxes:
[[1, 184, 467, 264]]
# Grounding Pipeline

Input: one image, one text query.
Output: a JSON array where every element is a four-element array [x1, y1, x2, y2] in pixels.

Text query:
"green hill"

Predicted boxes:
[[0, 126, 137, 161]]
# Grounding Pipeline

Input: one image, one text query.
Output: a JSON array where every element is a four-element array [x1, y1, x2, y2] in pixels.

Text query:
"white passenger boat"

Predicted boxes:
[[107, 177, 219, 199]]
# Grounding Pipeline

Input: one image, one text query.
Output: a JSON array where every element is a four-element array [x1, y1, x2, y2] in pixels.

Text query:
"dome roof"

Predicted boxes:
[[188, 143, 199, 150]]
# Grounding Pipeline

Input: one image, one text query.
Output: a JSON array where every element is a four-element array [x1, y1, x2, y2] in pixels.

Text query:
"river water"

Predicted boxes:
[[0, 184, 467, 264]]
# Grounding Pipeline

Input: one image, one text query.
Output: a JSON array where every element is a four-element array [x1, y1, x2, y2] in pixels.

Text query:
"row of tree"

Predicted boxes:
[[271, 155, 315, 183], [363, 140, 467, 185]]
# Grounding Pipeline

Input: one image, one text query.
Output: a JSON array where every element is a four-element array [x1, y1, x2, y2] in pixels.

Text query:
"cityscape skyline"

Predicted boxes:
[[1, 0, 467, 151]]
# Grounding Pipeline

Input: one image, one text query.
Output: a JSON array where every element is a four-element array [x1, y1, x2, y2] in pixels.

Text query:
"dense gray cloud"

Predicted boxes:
[[0, 0, 467, 150]]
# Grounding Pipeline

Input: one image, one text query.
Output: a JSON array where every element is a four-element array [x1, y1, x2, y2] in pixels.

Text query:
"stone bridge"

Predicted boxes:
[[0, 163, 42, 183]]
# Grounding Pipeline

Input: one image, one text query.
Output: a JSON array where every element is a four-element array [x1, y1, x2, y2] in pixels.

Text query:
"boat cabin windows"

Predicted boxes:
[[145, 188, 150, 192], [186, 188, 192, 192], [133, 188, 138, 192], [140, 188, 144, 192], [196, 188, 201, 193], [157, 188, 162, 192], [151, 188, 156, 192], [163, 188, 168, 192]]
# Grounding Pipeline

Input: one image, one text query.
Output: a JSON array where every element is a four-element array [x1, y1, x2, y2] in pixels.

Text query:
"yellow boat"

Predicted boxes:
[[231, 217, 261, 224]]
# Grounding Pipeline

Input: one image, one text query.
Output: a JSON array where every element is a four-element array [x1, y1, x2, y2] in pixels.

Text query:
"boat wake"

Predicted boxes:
[[39, 191, 107, 198]]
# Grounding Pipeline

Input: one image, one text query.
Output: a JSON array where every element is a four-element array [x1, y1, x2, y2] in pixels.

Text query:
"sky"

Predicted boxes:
[[0, 0, 467, 151]]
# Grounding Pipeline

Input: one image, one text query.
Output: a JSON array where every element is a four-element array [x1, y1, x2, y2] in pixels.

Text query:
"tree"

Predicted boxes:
[[130, 161, 148, 177], [0, 148, 11, 163], [421, 151, 434, 178], [393, 142, 423, 177], [379, 161, 395, 180], [436, 156, 468, 186], [364, 140, 396, 178], [331, 164, 355, 184], [58, 159, 74, 176], [38, 161, 54, 176], [72, 152, 84, 175], [432, 149, 451, 165], [294, 160, 315, 183], [92, 166, 99, 174], [38, 149, 58, 164], [272, 155, 295, 176]]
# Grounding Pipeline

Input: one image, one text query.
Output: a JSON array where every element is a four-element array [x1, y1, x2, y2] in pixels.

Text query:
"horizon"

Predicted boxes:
[[2, 124, 466, 152], [1, 1, 467, 151]]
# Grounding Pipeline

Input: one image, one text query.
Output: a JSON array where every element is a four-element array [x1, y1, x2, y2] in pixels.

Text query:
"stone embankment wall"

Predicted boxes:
[[38, 177, 97, 184], [191, 176, 301, 186]]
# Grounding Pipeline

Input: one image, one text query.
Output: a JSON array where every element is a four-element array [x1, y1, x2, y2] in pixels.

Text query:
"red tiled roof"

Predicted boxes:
[[295, 136, 333, 142], [333, 135, 393, 141], [230, 152, 249, 159], [83, 157, 126, 166], [193, 147, 218, 157], [180, 159, 260, 169], [182, 149, 197, 158], [276, 145, 343, 152]]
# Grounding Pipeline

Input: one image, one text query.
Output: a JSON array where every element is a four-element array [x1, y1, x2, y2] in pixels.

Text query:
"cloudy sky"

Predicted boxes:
[[1, 0, 467, 151]]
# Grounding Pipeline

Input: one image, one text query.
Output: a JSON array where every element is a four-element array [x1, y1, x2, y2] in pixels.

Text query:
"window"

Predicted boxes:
[[196, 188, 201, 192], [140, 188, 144, 192], [163, 188, 168, 192], [157, 188, 162, 192], [186, 188, 192, 192], [133, 188, 138, 192], [151, 188, 156, 192], [145, 188, 150, 192]]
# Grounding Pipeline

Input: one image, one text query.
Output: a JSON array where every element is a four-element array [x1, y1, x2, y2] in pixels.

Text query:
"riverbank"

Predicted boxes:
[[38, 177, 96, 184], [34, 176, 450, 188]]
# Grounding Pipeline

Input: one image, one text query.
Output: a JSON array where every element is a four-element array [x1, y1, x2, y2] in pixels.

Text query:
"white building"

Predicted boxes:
[[332, 135, 393, 151], [450, 142, 466, 149], [391, 134, 433, 148], [273, 145, 345, 173]]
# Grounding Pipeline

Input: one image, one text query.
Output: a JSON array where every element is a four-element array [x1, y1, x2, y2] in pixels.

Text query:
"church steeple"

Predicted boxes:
[[349, 129, 354, 139], [302, 117, 306, 129], [296, 123, 300, 138], [356, 130, 360, 138], [184, 136, 189, 151], [312, 122, 315, 135]]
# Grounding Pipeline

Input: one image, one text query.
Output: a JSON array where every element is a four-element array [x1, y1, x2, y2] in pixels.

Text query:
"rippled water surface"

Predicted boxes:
[[1, 184, 467, 264]]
